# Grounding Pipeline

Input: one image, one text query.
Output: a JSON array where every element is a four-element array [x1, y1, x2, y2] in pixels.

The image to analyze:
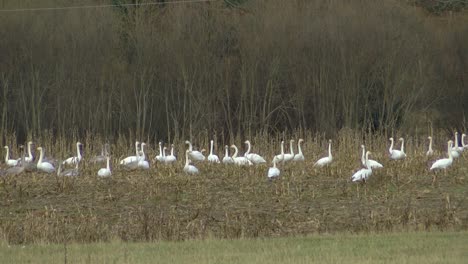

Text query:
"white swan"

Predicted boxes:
[[462, 133, 467, 149], [430, 140, 453, 171], [207, 140, 220, 163], [25, 141, 34, 162], [282, 140, 295, 162], [273, 141, 285, 163], [154, 142, 164, 162], [139, 142, 148, 161], [36, 147, 55, 173], [244, 140, 266, 164], [185, 141, 205, 162], [267, 156, 281, 180], [90, 143, 109, 163], [3, 146, 19, 167], [426, 136, 434, 156], [4, 145, 26, 175], [360, 145, 383, 169], [165, 145, 177, 164], [453, 132, 463, 153], [63, 142, 83, 165], [293, 139, 305, 161], [389, 137, 406, 160], [314, 139, 333, 167], [231, 144, 252, 166], [98, 155, 112, 177], [58, 162, 80, 177], [352, 151, 373, 182], [222, 145, 234, 164], [184, 150, 199, 174], [120, 141, 140, 165]]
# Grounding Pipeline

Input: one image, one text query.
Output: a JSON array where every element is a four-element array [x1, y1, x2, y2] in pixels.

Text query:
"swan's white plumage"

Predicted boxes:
[[207, 140, 220, 163], [36, 147, 55, 173], [98, 156, 112, 177], [63, 142, 83, 165], [314, 139, 333, 167], [293, 139, 305, 161], [430, 140, 453, 171], [185, 141, 205, 162], [352, 151, 373, 182], [222, 145, 234, 164], [389, 137, 406, 160], [360, 145, 383, 169], [244, 140, 266, 164], [184, 150, 199, 174], [231, 144, 252, 166]]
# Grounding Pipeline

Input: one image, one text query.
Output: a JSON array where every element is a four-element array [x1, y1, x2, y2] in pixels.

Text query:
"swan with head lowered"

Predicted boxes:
[[184, 150, 199, 174], [231, 144, 252, 166], [3, 146, 19, 167], [222, 145, 234, 164], [207, 140, 220, 163], [120, 141, 140, 165], [244, 140, 266, 164], [268, 152, 283, 180], [314, 139, 333, 167], [98, 155, 112, 177], [426, 136, 434, 156], [389, 137, 406, 160], [36, 147, 55, 173], [185, 141, 205, 162], [63, 142, 83, 165], [352, 151, 373, 182], [360, 145, 383, 169], [293, 139, 305, 161]]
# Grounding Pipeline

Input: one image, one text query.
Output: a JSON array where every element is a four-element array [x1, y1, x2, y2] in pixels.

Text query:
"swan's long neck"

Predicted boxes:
[[106, 156, 110, 170], [141, 144, 146, 159], [328, 142, 332, 158], [455, 134, 460, 148], [462, 134, 466, 148], [447, 142, 453, 160], [297, 141, 303, 155], [428, 138, 433, 152], [290, 141, 294, 155], [171, 145, 174, 156], [280, 142, 284, 155], [188, 142, 193, 151], [361, 146, 366, 165], [159, 143, 163, 155], [233, 146, 238, 158], [28, 142, 33, 159], [210, 141, 214, 155], [162, 148, 166, 158], [185, 151, 190, 166], [38, 148, 44, 164], [135, 142, 140, 156], [400, 139, 405, 153], [273, 158, 277, 168], [225, 146, 229, 157], [389, 139, 394, 152], [245, 142, 251, 155], [4, 147, 8, 162], [76, 143, 81, 159]]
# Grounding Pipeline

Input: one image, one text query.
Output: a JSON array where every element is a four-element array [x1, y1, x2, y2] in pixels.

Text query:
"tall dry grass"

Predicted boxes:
[[0, 0, 467, 146]]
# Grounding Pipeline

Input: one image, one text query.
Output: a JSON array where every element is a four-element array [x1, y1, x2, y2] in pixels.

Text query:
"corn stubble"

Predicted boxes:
[[0, 131, 467, 244]]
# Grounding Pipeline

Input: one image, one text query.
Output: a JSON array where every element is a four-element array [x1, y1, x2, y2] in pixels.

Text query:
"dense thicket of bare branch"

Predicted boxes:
[[0, 0, 467, 144]]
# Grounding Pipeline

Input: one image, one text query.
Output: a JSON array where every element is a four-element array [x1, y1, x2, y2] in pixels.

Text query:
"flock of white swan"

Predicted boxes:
[[1, 132, 466, 184]]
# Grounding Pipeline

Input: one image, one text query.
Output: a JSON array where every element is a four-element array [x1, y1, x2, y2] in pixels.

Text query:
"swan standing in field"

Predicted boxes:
[[222, 145, 234, 164], [185, 141, 205, 162], [120, 141, 140, 165], [430, 140, 453, 184], [165, 145, 177, 164], [426, 136, 434, 156], [360, 145, 383, 169], [462, 133, 467, 149], [36, 147, 55, 173], [98, 155, 112, 177], [139, 142, 148, 161], [4, 146, 26, 176], [57, 162, 80, 177], [3, 146, 19, 167], [293, 139, 305, 161], [90, 143, 109, 163], [352, 151, 373, 182], [273, 141, 285, 163], [231, 144, 252, 166], [24, 141, 34, 162], [389, 137, 406, 160], [244, 140, 266, 164], [63, 142, 83, 165], [154, 142, 165, 162], [207, 140, 220, 163], [314, 139, 333, 167], [452, 132, 463, 155], [282, 139, 295, 162], [184, 150, 199, 174]]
